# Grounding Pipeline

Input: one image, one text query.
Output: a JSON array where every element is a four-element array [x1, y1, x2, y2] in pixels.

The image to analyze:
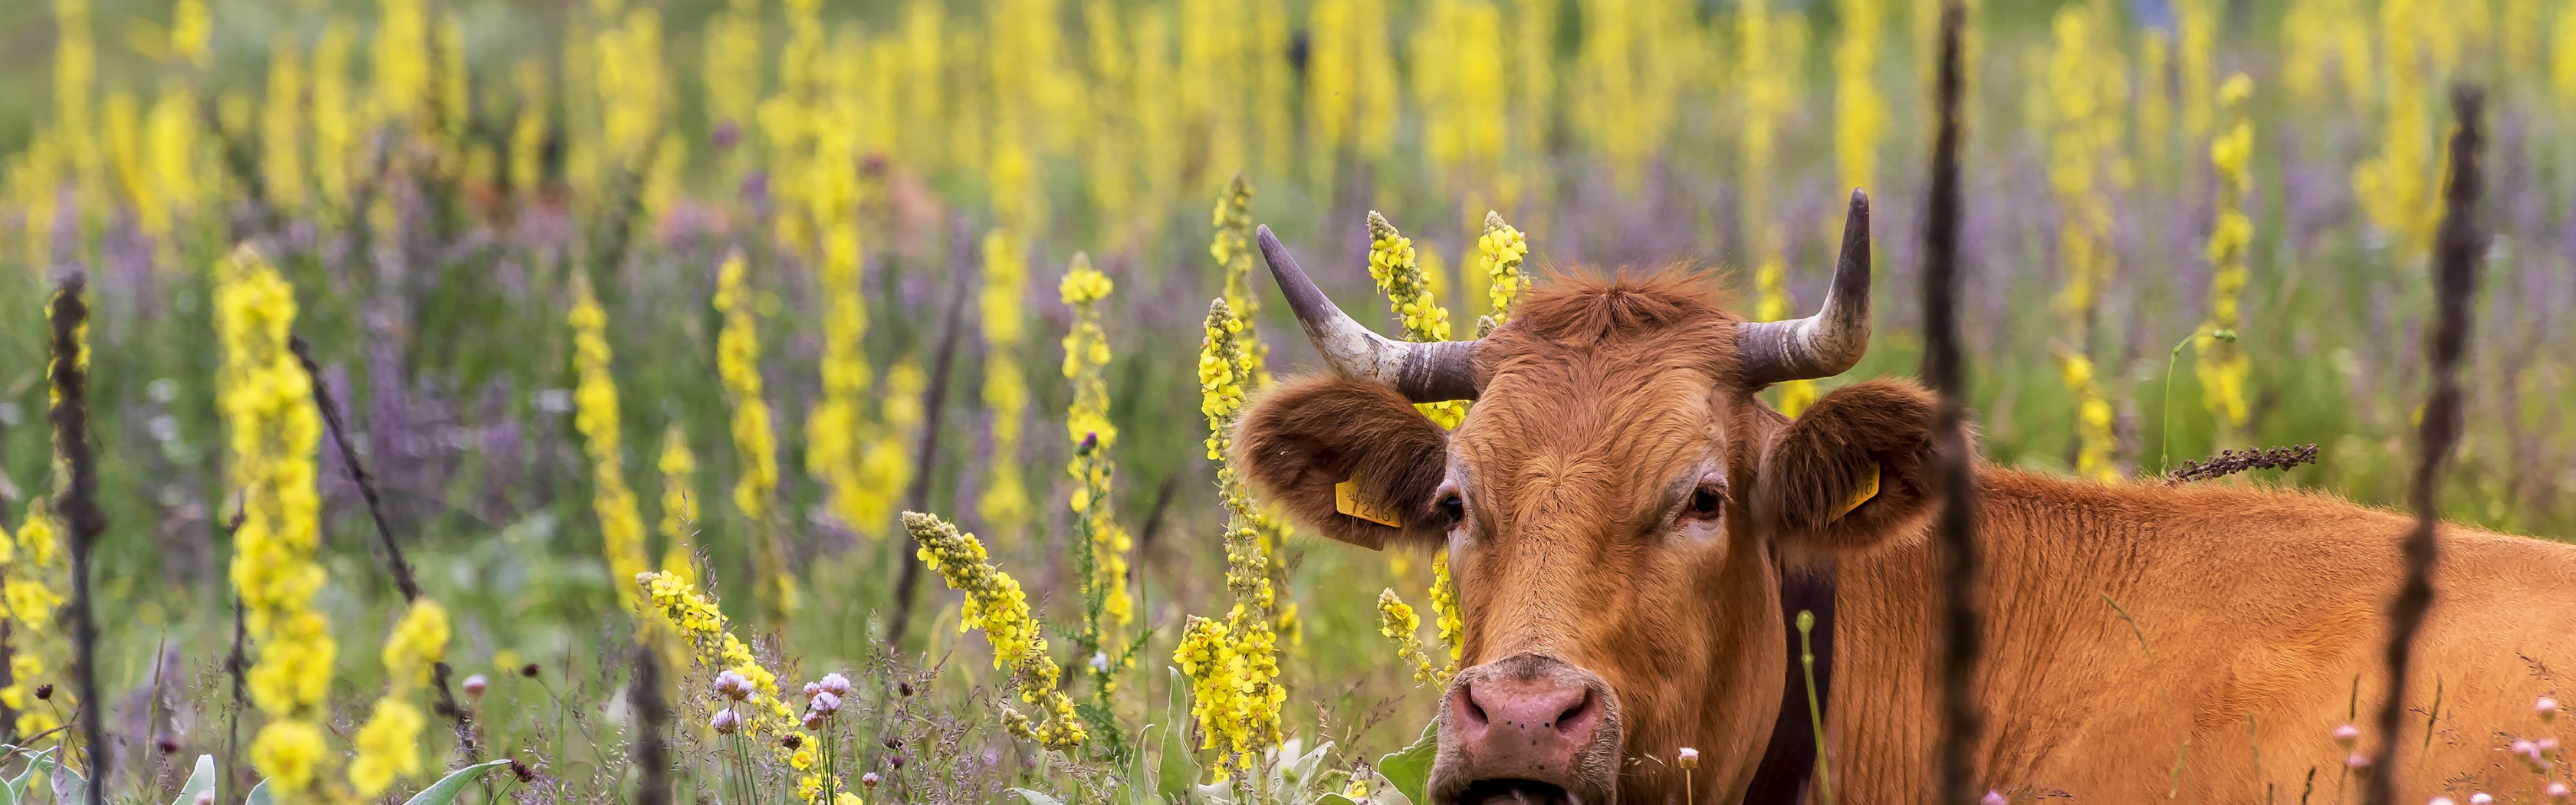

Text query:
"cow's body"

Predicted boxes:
[[1832, 471, 2576, 801], [1234, 209, 2568, 804]]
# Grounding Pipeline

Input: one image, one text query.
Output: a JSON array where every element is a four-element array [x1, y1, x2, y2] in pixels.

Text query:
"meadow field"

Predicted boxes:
[[1, 0, 2573, 802]]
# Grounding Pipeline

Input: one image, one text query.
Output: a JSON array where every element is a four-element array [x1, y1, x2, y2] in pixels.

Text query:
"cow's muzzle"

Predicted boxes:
[[1429, 655, 1622, 805]]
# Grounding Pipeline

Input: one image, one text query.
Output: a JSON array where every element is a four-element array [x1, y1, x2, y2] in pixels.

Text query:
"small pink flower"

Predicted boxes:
[[803, 681, 825, 698], [462, 674, 489, 698], [714, 670, 753, 701], [2545, 780, 2570, 801], [711, 708, 742, 734], [1981, 790, 2009, 805], [2469, 794, 2494, 805], [2346, 752, 2371, 770], [2543, 696, 2561, 722], [2427, 797, 2456, 805], [2542, 737, 2562, 753], [811, 691, 843, 714], [861, 773, 880, 790], [2333, 724, 2361, 747], [1676, 748, 1698, 769], [802, 710, 826, 731], [819, 672, 853, 696]]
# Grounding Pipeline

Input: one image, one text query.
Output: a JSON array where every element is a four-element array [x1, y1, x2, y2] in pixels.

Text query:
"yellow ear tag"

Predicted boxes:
[[1832, 463, 1881, 521], [1336, 479, 1405, 527]]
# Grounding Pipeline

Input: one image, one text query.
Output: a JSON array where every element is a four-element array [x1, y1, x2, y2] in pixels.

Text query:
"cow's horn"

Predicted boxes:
[[1737, 189, 1872, 386], [1257, 225, 1482, 402]]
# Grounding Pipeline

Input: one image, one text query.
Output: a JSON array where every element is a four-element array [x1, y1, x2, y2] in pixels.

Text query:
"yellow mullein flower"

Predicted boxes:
[[1429, 550, 1462, 669], [373, 0, 433, 130], [657, 423, 699, 583], [804, 120, 877, 540], [2197, 74, 2256, 432], [0, 502, 64, 736], [1833, 0, 1888, 200], [1376, 590, 1444, 686], [2045, 6, 2127, 481], [636, 571, 840, 800], [310, 20, 356, 212], [2353, 0, 2441, 258], [1477, 212, 1530, 324], [1185, 300, 1286, 770], [1060, 256, 1134, 640], [713, 251, 795, 621], [1211, 175, 1270, 385], [351, 599, 446, 797], [216, 245, 337, 797], [569, 271, 652, 614], [1366, 212, 1468, 429], [978, 230, 1033, 531], [903, 512, 1086, 751], [508, 60, 549, 199], [260, 34, 306, 212]]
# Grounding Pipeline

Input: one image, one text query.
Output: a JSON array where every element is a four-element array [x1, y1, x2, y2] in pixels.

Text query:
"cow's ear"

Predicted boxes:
[[1752, 380, 1940, 553], [1235, 375, 1451, 550]]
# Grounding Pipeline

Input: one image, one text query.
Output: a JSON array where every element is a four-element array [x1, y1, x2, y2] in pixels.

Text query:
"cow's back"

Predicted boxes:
[[1822, 469, 2576, 801]]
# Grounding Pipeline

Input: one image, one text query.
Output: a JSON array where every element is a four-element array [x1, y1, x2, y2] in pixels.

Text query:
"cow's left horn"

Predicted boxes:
[[1257, 225, 1482, 402], [1737, 189, 1872, 386]]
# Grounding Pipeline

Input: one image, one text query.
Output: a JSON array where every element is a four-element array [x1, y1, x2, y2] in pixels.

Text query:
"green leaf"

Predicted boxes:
[[1009, 788, 1067, 805], [242, 780, 272, 805], [169, 756, 215, 805], [0, 746, 48, 805], [1156, 669, 1198, 805], [1283, 741, 1332, 791], [1375, 721, 1438, 805], [1315, 795, 1358, 805], [396, 759, 511, 805], [36, 746, 84, 805]]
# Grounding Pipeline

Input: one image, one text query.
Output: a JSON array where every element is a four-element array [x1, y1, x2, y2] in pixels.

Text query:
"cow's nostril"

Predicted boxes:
[[1452, 682, 1492, 728], [1552, 688, 1592, 735]]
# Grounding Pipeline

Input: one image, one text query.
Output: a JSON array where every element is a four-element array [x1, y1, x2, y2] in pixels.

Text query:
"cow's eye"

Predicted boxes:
[[1686, 483, 1726, 520], [1432, 481, 1467, 527], [1437, 493, 1467, 525]]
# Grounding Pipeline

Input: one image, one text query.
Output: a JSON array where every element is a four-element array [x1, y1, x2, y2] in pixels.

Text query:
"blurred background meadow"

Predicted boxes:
[[0, 0, 2573, 801]]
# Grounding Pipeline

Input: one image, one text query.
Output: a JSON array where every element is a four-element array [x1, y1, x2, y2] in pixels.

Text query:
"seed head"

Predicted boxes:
[[781, 734, 803, 750], [33, 685, 51, 701], [520, 662, 540, 678]]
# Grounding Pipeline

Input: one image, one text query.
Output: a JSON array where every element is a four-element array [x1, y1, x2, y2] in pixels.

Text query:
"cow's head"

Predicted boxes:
[[1237, 192, 1938, 804]]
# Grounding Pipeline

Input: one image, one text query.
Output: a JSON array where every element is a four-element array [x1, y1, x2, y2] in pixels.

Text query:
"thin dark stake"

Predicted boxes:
[[2364, 84, 2486, 805], [887, 234, 977, 651], [288, 334, 478, 758], [1921, 5, 1983, 803], [47, 275, 109, 805], [631, 647, 672, 805], [219, 508, 247, 795]]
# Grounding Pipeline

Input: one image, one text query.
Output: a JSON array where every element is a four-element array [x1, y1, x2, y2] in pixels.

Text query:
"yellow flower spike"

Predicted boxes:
[[657, 423, 700, 583], [569, 271, 654, 615], [902, 512, 1086, 751], [978, 229, 1034, 531], [215, 245, 337, 797], [0, 501, 64, 738], [1060, 255, 1135, 642], [2197, 74, 2257, 432], [713, 251, 796, 621], [2043, 6, 2127, 480], [805, 116, 880, 541], [1186, 299, 1287, 770], [1365, 212, 1467, 429], [1832, 0, 1888, 201], [1477, 212, 1530, 323], [1375, 590, 1441, 686]]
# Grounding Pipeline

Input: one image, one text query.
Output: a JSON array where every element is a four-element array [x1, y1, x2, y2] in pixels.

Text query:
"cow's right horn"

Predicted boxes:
[[1257, 225, 1482, 402], [1736, 189, 1873, 386]]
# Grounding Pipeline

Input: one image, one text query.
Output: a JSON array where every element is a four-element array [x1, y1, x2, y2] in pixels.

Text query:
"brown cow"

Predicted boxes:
[[1235, 193, 2576, 804]]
